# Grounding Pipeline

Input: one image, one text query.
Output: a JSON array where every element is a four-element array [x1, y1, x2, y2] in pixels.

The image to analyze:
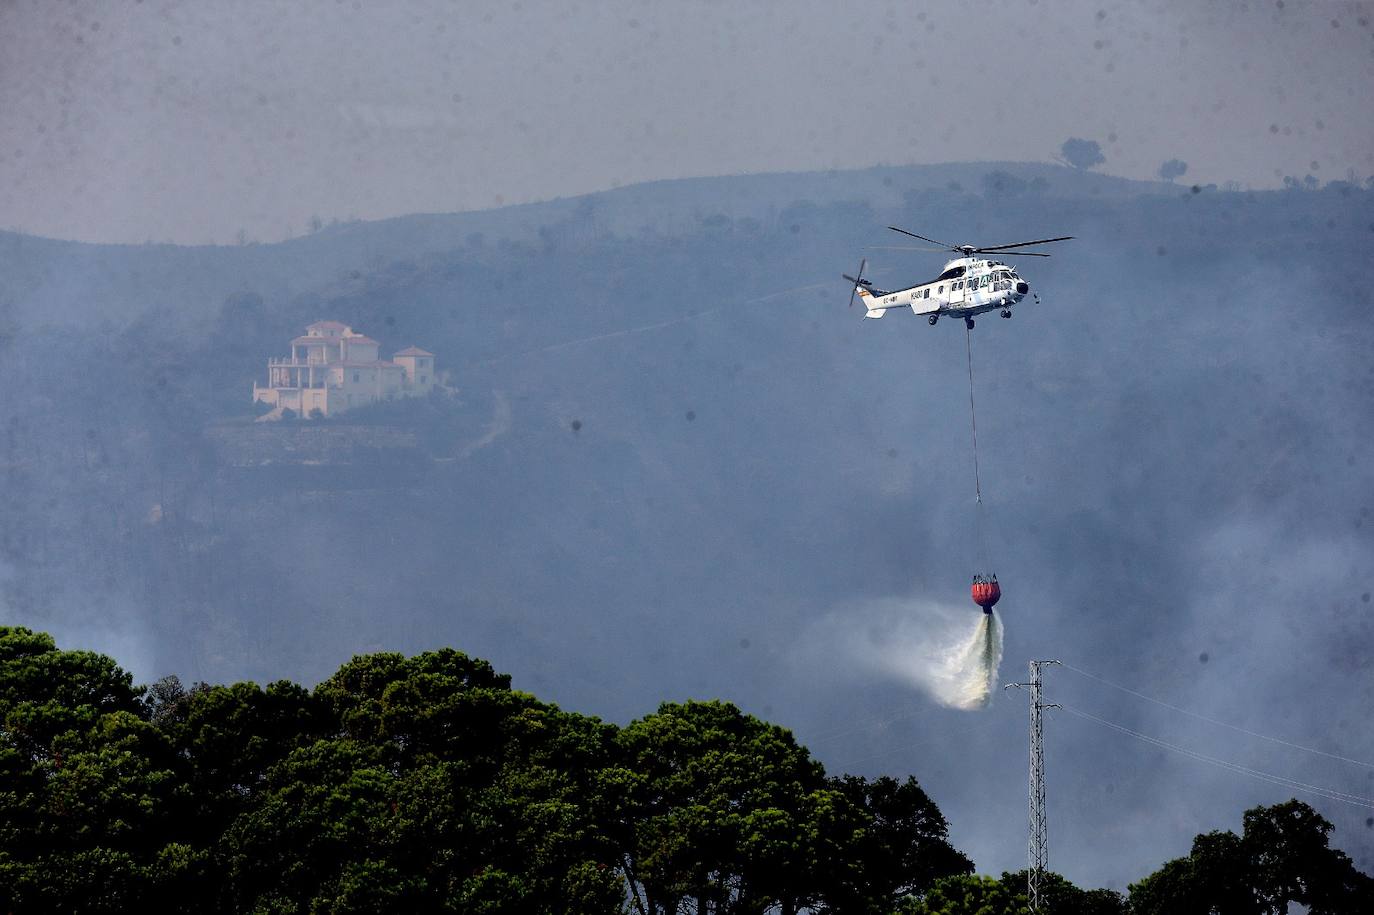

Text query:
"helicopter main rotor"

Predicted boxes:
[[885, 226, 1073, 258]]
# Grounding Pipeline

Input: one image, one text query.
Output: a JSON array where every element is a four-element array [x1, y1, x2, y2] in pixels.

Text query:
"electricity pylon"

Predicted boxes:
[[1006, 660, 1060, 914]]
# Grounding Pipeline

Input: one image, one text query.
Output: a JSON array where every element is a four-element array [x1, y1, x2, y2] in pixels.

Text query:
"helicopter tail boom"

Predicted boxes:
[[855, 286, 887, 319], [846, 287, 890, 318]]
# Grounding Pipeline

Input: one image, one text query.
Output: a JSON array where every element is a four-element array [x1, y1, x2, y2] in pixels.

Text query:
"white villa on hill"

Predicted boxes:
[[253, 321, 436, 418]]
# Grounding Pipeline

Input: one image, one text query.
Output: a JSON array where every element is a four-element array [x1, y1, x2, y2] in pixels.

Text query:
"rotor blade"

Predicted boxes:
[[888, 226, 954, 248], [974, 236, 1074, 252], [865, 244, 948, 251], [846, 257, 866, 309], [984, 250, 1050, 257]]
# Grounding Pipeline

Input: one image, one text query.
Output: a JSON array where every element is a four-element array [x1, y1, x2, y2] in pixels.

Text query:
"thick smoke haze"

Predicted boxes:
[[2, 166, 1370, 892], [2, 0, 1373, 898]]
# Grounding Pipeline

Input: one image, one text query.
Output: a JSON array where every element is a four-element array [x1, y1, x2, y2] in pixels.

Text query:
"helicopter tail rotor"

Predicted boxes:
[[843, 257, 869, 309]]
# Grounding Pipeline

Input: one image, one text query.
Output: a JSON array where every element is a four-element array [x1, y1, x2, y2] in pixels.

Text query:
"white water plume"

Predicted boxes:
[[805, 598, 1004, 711]]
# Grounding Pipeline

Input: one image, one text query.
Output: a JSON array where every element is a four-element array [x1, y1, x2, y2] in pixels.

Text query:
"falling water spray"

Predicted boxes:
[[938, 610, 1004, 710], [825, 599, 1004, 711]]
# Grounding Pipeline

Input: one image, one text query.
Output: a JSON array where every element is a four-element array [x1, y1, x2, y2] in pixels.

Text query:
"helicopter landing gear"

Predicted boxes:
[[1001, 309, 1012, 319], [964, 316, 975, 330], [928, 315, 939, 325]]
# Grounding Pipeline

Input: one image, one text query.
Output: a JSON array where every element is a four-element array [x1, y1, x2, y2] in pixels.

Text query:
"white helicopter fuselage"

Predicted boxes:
[[856, 256, 1030, 322]]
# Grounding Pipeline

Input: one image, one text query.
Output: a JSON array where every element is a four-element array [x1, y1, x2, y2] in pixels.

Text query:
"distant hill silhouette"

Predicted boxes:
[[1, 162, 1170, 327]]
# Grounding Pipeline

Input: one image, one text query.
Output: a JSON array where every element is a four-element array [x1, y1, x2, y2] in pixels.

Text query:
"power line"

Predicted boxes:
[[1059, 704, 1374, 811], [1059, 662, 1374, 770]]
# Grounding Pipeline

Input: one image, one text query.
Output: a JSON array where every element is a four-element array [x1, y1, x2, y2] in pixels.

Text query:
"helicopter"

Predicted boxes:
[[844, 227, 1072, 329]]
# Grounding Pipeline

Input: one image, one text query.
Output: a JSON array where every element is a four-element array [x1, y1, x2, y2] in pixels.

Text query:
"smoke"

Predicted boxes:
[[801, 598, 1004, 711]]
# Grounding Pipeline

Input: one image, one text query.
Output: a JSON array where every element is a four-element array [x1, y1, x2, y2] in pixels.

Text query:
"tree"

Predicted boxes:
[[1003, 870, 1125, 915], [0, 629, 185, 914], [0, 627, 144, 761], [898, 873, 1025, 914], [899, 870, 1124, 915], [0, 634, 977, 914], [219, 738, 422, 913], [1129, 800, 1374, 915], [821, 774, 973, 912], [1158, 159, 1188, 182], [1058, 138, 1105, 171], [614, 700, 835, 914], [611, 701, 970, 914], [301, 649, 624, 914]]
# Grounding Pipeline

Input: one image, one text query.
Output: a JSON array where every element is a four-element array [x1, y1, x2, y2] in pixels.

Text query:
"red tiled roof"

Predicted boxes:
[[291, 336, 337, 346], [343, 335, 379, 346], [394, 346, 434, 357]]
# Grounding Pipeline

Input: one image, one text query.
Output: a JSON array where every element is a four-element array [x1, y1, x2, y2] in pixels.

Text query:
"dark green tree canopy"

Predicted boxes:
[[1129, 799, 1374, 915], [4, 628, 1370, 915]]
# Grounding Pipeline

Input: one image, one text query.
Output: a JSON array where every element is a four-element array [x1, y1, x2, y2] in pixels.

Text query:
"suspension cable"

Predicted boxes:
[[965, 326, 993, 572], [965, 325, 983, 505]]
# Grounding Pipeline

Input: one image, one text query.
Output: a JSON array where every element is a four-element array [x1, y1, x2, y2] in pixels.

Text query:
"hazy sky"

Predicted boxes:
[[2, 0, 1372, 244]]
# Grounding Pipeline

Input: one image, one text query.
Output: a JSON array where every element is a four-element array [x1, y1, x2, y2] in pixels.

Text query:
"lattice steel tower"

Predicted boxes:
[[1006, 660, 1060, 913]]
